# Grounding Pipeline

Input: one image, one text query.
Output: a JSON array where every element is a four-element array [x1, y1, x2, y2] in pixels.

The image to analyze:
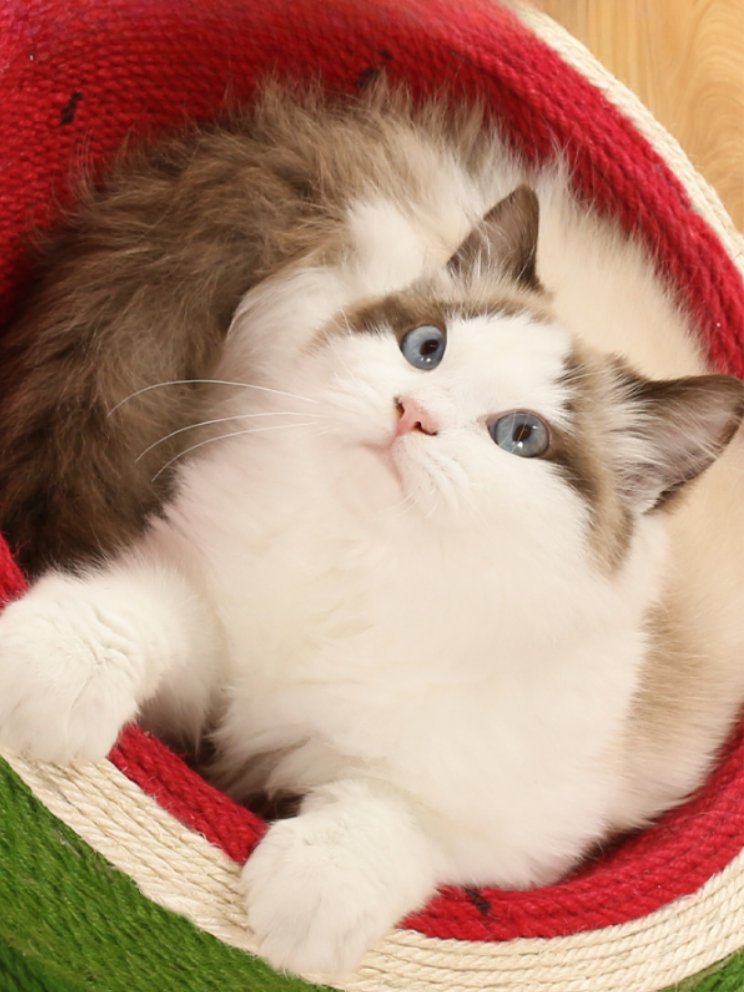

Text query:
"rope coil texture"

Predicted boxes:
[[1, 1, 744, 990], [6, 748, 744, 992]]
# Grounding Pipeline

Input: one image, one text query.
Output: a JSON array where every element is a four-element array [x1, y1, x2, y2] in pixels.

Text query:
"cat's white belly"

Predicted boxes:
[[148, 423, 659, 890], [220, 633, 634, 888], [197, 525, 643, 890]]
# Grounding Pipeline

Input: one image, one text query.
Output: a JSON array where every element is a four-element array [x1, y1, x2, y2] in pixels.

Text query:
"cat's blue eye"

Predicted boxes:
[[400, 325, 446, 370], [488, 411, 550, 457]]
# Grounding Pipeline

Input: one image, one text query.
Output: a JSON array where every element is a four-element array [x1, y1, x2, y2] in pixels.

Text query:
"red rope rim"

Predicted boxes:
[[1, 0, 743, 945]]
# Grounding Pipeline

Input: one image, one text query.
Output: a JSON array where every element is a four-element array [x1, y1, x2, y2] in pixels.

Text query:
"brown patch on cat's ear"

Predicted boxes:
[[614, 372, 744, 513], [447, 185, 542, 292], [551, 357, 744, 572]]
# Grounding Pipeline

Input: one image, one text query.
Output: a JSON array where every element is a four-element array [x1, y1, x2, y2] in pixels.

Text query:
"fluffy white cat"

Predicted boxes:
[[0, 89, 743, 977]]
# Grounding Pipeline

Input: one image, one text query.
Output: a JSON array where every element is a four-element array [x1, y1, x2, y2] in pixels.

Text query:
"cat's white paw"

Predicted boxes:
[[242, 817, 399, 975], [241, 783, 437, 977], [0, 574, 144, 762]]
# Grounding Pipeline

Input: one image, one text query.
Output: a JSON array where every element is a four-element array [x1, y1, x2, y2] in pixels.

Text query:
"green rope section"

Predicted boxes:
[[1, 754, 741, 991], [0, 757, 333, 992], [0, 934, 80, 992], [663, 950, 744, 992]]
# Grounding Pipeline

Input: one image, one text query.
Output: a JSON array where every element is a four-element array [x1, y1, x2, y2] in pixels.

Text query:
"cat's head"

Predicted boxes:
[[239, 187, 744, 571]]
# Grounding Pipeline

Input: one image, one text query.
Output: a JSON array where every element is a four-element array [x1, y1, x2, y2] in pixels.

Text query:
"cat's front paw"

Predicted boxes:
[[242, 818, 398, 975], [241, 783, 437, 977], [0, 574, 143, 762]]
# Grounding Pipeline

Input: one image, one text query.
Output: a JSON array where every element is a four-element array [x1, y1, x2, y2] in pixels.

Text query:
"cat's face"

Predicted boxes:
[[220, 184, 744, 570], [256, 283, 743, 585], [298, 297, 580, 532]]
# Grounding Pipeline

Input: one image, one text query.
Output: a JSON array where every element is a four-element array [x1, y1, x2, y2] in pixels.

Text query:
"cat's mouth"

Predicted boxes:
[[360, 398, 438, 475], [350, 400, 443, 514], [362, 423, 436, 497], [376, 396, 438, 476], [364, 438, 399, 478]]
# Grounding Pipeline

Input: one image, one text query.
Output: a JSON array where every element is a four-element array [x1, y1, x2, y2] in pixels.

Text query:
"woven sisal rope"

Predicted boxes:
[[6, 749, 744, 992], [2, 4, 744, 991]]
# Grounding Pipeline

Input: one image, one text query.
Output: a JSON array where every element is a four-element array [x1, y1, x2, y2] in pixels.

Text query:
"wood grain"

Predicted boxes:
[[529, 0, 744, 230]]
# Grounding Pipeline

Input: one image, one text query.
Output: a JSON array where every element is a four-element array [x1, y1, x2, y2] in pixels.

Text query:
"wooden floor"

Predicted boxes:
[[529, 1, 744, 231]]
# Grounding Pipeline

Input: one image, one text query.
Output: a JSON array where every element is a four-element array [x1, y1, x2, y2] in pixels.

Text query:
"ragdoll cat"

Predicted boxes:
[[1, 85, 744, 977]]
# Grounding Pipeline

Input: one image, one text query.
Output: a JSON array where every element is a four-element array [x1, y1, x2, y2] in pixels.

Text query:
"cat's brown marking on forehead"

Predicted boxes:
[[329, 289, 550, 344], [550, 348, 635, 572], [336, 294, 447, 344]]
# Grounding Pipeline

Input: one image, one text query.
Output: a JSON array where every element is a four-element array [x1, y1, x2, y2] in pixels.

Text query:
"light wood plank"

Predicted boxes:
[[529, 0, 744, 230]]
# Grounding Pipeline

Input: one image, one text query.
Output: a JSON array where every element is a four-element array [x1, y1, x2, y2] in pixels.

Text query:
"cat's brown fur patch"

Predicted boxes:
[[551, 350, 744, 573], [0, 83, 501, 576], [608, 572, 744, 832], [332, 290, 549, 346], [550, 349, 636, 572]]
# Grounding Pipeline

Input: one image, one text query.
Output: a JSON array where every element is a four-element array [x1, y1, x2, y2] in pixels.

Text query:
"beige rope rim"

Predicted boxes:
[[6, 748, 744, 992], [4, 7, 744, 992]]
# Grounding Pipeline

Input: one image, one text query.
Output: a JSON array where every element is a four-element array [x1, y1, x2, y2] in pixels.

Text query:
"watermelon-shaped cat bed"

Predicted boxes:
[[1, 2, 744, 990]]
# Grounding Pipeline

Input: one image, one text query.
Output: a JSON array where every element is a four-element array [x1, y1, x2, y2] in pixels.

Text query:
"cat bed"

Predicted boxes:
[[1, 1, 744, 990]]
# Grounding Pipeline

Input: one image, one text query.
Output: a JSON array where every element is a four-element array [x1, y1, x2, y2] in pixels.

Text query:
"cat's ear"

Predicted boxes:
[[615, 372, 744, 512], [447, 185, 542, 291]]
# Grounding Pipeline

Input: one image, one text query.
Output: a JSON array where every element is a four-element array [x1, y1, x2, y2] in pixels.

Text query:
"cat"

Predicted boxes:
[[1, 84, 744, 977]]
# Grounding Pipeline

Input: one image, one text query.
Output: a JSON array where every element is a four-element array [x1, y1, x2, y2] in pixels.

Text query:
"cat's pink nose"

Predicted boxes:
[[395, 397, 438, 436]]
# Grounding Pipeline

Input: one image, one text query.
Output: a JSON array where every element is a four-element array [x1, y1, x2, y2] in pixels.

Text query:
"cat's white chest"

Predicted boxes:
[[189, 457, 644, 890]]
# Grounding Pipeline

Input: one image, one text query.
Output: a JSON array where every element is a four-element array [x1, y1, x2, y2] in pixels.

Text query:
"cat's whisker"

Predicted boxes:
[[329, 329, 364, 391], [381, 492, 420, 520], [108, 379, 318, 417], [367, 490, 415, 519], [137, 411, 329, 462], [401, 496, 421, 519], [339, 312, 356, 341], [151, 422, 319, 482], [440, 458, 477, 518], [463, 486, 484, 523], [455, 483, 482, 523], [416, 469, 440, 520]]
